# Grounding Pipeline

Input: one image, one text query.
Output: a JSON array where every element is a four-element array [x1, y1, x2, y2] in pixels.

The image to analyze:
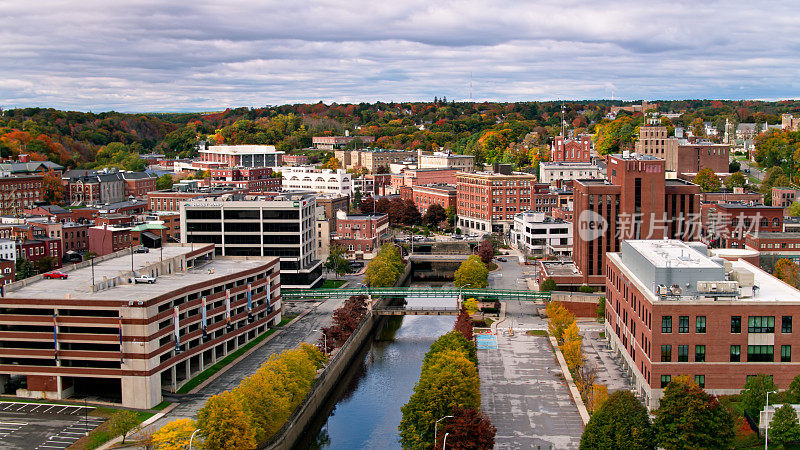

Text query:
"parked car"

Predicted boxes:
[[495, 257, 508, 262], [134, 247, 150, 253], [43, 271, 68, 279], [134, 275, 156, 284], [349, 261, 365, 269]]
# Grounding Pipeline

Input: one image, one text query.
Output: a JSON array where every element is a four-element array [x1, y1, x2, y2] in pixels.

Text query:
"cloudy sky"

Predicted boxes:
[[1, 0, 799, 112]]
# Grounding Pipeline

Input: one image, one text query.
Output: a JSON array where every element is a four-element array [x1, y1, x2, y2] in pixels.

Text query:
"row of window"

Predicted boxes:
[[660, 344, 791, 363], [661, 315, 791, 334], [661, 375, 706, 388]]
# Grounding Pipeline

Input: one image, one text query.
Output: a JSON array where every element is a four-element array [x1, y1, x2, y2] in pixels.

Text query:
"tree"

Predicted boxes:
[[15, 258, 34, 281], [156, 174, 174, 190], [323, 157, 341, 170], [789, 201, 800, 217], [725, 171, 747, 189], [42, 169, 64, 204], [324, 244, 351, 277], [693, 167, 722, 192], [376, 197, 391, 214], [729, 160, 741, 173], [578, 284, 596, 293], [365, 244, 404, 287], [587, 383, 609, 414], [401, 199, 422, 225], [740, 373, 778, 420], [476, 239, 494, 265], [33, 256, 56, 274], [654, 376, 734, 449], [197, 391, 255, 450], [770, 404, 800, 448], [787, 374, 800, 403], [596, 296, 606, 321], [108, 410, 140, 444], [152, 418, 197, 450], [360, 196, 375, 214], [438, 407, 496, 450], [424, 331, 478, 367], [454, 255, 488, 288], [546, 301, 575, 343], [560, 321, 583, 372], [423, 203, 447, 228], [580, 390, 654, 450], [446, 205, 456, 227], [774, 258, 800, 287], [453, 308, 474, 341], [540, 278, 557, 292], [352, 187, 362, 210]]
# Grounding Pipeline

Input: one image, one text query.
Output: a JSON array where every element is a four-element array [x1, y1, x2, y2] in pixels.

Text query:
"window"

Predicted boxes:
[[678, 316, 689, 333], [747, 345, 774, 362], [662, 316, 672, 333], [661, 375, 671, 388], [678, 345, 689, 362], [730, 345, 741, 362], [695, 375, 706, 389], [782, 345, 792, 363], [731, 316, 741, 333], [748, 316, 775, 333], [695, 345, 706, 362], [696, 316, 707, 334], [661, 345, 672, 362], [783, 316, 793, 333]]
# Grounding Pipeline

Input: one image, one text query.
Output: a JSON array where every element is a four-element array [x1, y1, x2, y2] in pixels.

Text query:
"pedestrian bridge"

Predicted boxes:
[[282, 287, 550, 302], [372, 306, 460, 316]]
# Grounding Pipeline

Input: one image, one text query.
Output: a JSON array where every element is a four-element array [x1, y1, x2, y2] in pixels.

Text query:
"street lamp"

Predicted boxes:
[[457, 283, 473, 311], [766, 390, 778, 450], [434, 415, 453, 447], [313, 329, 327, 353], [188, 428, 201, 449], [442, 432, 450, 450]]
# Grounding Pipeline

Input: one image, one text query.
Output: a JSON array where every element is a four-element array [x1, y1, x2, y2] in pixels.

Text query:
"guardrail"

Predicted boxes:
[[282, 287, 550, 301]]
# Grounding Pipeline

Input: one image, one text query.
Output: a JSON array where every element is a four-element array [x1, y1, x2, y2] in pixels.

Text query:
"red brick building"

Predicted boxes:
[[700, 202, 783, 249], [88, 225, 132, 256], [16, 237, 62, 268], [122, 172, 157, 198], [772, 187, 799, 208], [0, 174, 43, 215], [676, 143, 730, 175], [456, 170, 537, 234], [0, 259, 14, 286], [605, 239, 800, 408], [208, 167, 281, 193], [700, 188, 763, 205], [333, 212, 389, 258], [552, 135, 592, 162], [390, 168, 460, 192], [147, 187, 247, 213], [404, 184, 457, 214], [744, 231, 800, 267]]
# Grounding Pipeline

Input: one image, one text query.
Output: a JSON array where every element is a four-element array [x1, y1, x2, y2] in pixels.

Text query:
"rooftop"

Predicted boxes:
[[746, 231, 800, 239], [539, 260, 581, 277], [5, 245, 275, 301], [202, 145, 283, 155], [626, 240, 719, 270]]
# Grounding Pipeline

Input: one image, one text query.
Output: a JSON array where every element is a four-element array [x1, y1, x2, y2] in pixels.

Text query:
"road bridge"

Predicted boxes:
[[372, 306, 459, 316], [282, 287, 550, 302]]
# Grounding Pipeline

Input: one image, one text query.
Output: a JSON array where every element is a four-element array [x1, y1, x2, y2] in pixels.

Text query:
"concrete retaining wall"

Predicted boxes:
[[550, 291, 604, 318]]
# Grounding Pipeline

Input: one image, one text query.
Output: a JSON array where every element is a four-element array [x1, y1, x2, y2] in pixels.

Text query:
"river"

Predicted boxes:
[[299, 294, 456, 450]]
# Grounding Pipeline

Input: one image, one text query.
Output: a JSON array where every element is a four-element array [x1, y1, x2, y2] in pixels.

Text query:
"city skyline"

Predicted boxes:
[[1, 0, 800, 112]]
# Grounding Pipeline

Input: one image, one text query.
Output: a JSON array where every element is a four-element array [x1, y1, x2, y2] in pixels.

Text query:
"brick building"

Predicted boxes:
[[552, 135, 592, 162], [773, 187, 799, 208], [676, 142, 730, 175], [208, 167, 281, 193], [88, 225, 132, 256], [745, 231, 800, 267], [699, 188, 763, 205], [199, 145, 283, 168], [403, 184, 457, 214], [121, 172, 157, 199], [333, 212, 389, 258], [0, 175, 43, 215], [16, 237, 62, 268], [635, 126, 678, 171], [700, 202, 783, 249], [605, 239, 800, 408], [147, 186, 247, 213], [64, 171, 126, 205], [137, 212, 181, 243], [390, 168, 460, 193], [0, 244, 281, 409], [456, 170, 538, 234]]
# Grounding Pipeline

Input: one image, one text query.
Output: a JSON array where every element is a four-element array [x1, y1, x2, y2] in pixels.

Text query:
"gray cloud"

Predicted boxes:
[[0, 0, 799, 111]]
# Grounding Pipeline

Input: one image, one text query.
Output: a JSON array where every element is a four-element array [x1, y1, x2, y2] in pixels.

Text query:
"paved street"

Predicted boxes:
[[479, 333, 584, 449], [150, 296, 346, 429]]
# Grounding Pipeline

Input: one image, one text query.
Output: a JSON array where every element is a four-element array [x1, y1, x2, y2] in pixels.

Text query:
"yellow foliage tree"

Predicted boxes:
[[775, 258, 800, 288], [463, 298, 479, 315], [587, 384, 609, 414], [152, 418, 197, 450], [197, 391, 256, 450], [559, 322, 583, 372], [546, 301, 574, 343]]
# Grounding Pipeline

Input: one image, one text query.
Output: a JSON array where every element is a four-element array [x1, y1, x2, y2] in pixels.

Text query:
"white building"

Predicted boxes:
[[511, 211, 572, 257], [200, 145, 284, 168], [0, 239, 15, 262], [539, 161, 602, 184], [278, 166, 352, 196], [418, 150, 474, 172]]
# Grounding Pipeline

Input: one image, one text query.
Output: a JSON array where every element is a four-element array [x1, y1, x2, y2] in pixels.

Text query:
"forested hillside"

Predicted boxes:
[[2, 100, 800, 172]]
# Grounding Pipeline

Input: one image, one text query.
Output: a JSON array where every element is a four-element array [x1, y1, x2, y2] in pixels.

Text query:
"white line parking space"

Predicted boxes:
[[0, 421, 26, 439], [0, 401, 93, 416], [36, 417, 106, 449]]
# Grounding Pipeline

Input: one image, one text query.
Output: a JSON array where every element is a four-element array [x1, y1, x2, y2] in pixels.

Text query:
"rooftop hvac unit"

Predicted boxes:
[[697, 280, 739, 294], [730, 268, 755, 287], [657, 284, 668, 295], [669, 285, 683, 295]]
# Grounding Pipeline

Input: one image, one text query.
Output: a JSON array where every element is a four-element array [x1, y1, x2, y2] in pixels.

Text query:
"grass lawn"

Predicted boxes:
[[321, 279, 346, 289], [176, 313, 297, 394], [526, 330, 548, 336], [486, 261, 498, 271]]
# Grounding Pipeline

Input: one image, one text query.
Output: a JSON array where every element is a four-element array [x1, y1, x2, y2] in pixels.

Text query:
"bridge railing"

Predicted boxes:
[[282, 287, 550, 301]]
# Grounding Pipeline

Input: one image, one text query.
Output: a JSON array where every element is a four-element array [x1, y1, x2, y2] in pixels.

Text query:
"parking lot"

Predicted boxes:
[[0, 401, 106, 450]]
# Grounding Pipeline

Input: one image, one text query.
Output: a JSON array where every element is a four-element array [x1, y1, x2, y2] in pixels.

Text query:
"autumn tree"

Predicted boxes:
[[324, 244, 351, 277], [770, 403, 800, 447], [463, 297, 479, 315], [321, 295, 369, 351], [360, 196, 375, 214], [108, 410, 140, 444], [774, 258, 800, 287], [476, 238, 494, 264], [152, 418, 197, 450], [42, 169, 64, 204], [424, 331, 478, 367], [197, 391, 255, 450], [654, 376, 734, 449], [454, 255, 488, 288], [586, 384, 609, 414], [156, 174, 174, 190], [546, 301, 575, 343], [560, 321, 583, 372], [788, 201, 800, 217], [365, 244, 404, 287], [423, 203, 447, 228], [540, 278, 557, 292], [437, 407, 497, 450], [322, 156, 341, 170], [740, 373, 779, 420], [725, 171, 747, 189], [580, 390, 654, 450], [453, 308, 474, 341], [692, 167, 722, 192]]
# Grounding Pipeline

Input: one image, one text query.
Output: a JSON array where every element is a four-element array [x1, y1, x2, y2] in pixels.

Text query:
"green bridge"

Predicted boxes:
[[282, 287, 550, 302]]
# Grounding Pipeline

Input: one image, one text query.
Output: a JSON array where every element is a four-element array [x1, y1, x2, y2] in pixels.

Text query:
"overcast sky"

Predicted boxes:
[[1, 0, 799, 112]]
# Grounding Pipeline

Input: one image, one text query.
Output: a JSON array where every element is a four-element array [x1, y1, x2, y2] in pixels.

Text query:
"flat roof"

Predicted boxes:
[[747, 231, 800, 239], [626, 240, 720, 269], [732, 259, 800, 302], [5, 246, 276, 301], [540, 260, 581, 276], [202, 145, 282, 155]]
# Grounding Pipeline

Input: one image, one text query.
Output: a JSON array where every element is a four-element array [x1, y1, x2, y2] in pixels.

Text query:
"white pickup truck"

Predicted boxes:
[[134, 275, 156, 284]]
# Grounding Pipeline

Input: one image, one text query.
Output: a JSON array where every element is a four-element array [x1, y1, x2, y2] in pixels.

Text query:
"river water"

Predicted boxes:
[[300, 294, 456, 450]]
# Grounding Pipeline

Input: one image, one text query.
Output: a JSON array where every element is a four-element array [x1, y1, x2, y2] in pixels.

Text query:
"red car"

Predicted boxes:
[[43, 271, 68, 280]]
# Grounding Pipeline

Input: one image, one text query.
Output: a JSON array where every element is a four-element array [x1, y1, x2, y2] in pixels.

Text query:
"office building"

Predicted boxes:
[[539, 161, 602, 185], [199, 145, 284, 168], [456, 170, 537, 234], [333, 211, 389, 258], [511, 212, 572, 257]]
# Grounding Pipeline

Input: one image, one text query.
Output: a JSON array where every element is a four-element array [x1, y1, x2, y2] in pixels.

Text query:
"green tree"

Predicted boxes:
[[788, 201, 800, 217], [424, 330, 478, 367], [725, 171, 747, 189], [15, 258, 34, 281], [540, 278, 557, 292], [578, 284, 596, 293], [740, 373, 779, 420], [156, 174, 174, 190], [324, 245, 351, 277], [596, 296, 606, 322], [654, 376, 734, 449], [454, 255, 489, 288], [197, 391, 256, 450], [770, 404, 800, 448], [580, 390, 655, 450], [692, 167, 722, 192], [33, 256, 56, 274], [786, 374, 800, 403], [446, 205, 456, 227], [365, 244, 404, 287], [108, 410, 140, 444]]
